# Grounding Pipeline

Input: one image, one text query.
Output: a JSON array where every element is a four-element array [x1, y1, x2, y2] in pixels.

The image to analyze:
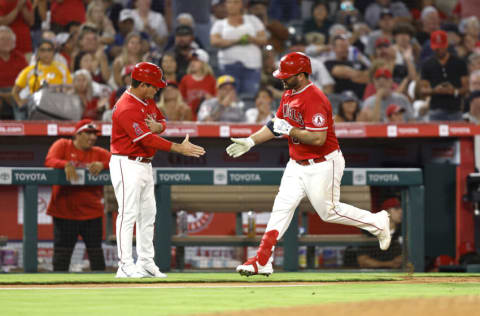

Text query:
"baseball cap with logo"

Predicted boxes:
[[375, 37, 391, 48], [381, 197, 401, 210], [216, 75, 236, 88], [75, 119, 100, 134], [374, 68, 392, 79], [430, 30, 448, 49], [119, 9, 134, 23], [386, 104, 405, 117]]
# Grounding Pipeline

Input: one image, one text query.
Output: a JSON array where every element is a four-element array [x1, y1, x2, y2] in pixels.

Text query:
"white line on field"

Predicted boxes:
[[0, 284, 322, 290]]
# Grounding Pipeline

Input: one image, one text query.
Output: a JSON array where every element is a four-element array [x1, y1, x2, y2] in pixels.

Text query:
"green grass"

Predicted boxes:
[[0, 273, 479, 316], [1, 272, 479, 284]]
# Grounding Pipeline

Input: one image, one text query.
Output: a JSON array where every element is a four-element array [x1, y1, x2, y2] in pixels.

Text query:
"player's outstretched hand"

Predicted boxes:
[[226, 137, 255, 158], [179, 134, 206, 157]]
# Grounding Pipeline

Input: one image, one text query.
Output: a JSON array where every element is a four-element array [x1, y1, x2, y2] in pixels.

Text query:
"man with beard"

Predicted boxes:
[[420, 30, 468, 121], [166, 25, 207, 82], [226, 52, 392, 276]]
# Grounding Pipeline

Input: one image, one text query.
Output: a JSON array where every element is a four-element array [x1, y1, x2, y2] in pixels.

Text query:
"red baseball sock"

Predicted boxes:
[[256, 230, 279, 265]]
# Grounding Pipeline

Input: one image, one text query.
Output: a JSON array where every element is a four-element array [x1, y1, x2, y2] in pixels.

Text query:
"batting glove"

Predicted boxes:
[[273, 118, 293, 136], [226, 137, 255, 158]]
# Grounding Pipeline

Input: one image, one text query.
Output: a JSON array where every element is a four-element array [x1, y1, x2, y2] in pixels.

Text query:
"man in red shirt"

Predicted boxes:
[[227, 52, 392, 276], [45, 119, 111, 272], [110, 62, 205, 278], [0, 25, 27, 119]]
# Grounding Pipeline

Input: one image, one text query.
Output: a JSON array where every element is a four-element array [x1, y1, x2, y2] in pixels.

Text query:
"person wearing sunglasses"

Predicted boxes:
[[45, 119, 111, 272], [12, 39, 72, 112]]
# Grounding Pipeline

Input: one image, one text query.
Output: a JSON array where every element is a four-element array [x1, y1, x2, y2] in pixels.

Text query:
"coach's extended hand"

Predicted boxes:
[[172, 134, 206, 157], [226, 137, 255, 158]]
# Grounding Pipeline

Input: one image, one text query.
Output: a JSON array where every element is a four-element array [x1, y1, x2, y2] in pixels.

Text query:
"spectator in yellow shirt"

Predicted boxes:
[[12, 39, 72, 117]]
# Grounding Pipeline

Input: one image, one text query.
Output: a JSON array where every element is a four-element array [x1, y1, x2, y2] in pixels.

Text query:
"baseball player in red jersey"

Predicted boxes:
[[227, 52, 391, 276], [110, 62, 205, 278]]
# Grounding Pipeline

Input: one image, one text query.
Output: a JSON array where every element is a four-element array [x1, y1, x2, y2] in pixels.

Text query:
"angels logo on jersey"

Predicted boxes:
[[312, 113, 326, 127], [132, 122, 143, 136]]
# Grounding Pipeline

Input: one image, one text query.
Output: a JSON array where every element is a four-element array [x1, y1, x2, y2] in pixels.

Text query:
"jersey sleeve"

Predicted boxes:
[[303, 91, 330, 132], [117, 109, 153, 143], [45, 139, 69, 168]]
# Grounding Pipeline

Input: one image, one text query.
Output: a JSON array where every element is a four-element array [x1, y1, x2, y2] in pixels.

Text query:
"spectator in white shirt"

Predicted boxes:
[[129, 0, 168, 48], [210, 0, 267, 98]]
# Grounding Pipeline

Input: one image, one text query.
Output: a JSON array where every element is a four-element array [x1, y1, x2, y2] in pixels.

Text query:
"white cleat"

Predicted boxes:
[[115, 264, 143, 278], [377, 210, 392, 251], [236, 257, 273, 277], [137, 264, 167, 278]]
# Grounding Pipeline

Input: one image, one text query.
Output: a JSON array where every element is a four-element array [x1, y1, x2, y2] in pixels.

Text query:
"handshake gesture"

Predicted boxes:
[[226, 118, 294, 158]]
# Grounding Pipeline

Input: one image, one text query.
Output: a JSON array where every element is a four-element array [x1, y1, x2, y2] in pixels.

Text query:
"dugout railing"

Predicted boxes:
[[0, 167, 424, 272]]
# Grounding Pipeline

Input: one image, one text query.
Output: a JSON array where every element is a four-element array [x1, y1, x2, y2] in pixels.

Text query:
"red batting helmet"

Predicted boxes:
[[131, 62, 167, 88], [273, 52, 312, 79]]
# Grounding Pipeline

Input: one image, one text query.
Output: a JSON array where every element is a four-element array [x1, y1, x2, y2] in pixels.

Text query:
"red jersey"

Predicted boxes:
[[50, 0, 86, 27], [179, 74, 216, 120], [45, 138, 111, 220], [0, 0, 32, 54], [276, 82, 339, 161], [0, 49, 27, 87], [110, 90, 166, 157]]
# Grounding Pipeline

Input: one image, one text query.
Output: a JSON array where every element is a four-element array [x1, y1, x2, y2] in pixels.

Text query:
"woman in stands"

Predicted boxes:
[[12, 39, 71, 111], [179, 50, 216, 121], [334, 90, 362, 123], [157, 80, 193, 121], [71, 69, 107, 120], [244, 87, 275, 124], [210, 0, 267, 97], [112, 32, 144, 87], [85, 0, 116, 46]]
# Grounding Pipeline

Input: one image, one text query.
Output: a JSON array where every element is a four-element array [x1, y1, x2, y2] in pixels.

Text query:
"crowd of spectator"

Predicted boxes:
[[1, 0, 480, 124]]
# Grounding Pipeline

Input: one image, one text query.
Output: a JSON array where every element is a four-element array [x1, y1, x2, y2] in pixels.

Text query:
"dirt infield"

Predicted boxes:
[[203, 296, 480, 316]]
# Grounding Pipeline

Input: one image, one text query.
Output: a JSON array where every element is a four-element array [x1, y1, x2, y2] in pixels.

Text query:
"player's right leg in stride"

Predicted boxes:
[[236, 256, 273, 276], [236, 230, 278, 276]]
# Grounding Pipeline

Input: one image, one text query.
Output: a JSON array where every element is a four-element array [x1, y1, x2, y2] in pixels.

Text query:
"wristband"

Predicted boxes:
[[266, 119, 282, 137]]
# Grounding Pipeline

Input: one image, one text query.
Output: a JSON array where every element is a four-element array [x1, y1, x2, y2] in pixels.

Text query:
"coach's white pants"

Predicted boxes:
[[265, 150, 386, 240], [109, 155, 156, 267]]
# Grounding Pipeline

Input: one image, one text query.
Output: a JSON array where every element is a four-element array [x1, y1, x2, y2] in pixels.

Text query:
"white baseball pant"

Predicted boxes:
[[266, 150, 385, 239], [109, 155, 157, 268]]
